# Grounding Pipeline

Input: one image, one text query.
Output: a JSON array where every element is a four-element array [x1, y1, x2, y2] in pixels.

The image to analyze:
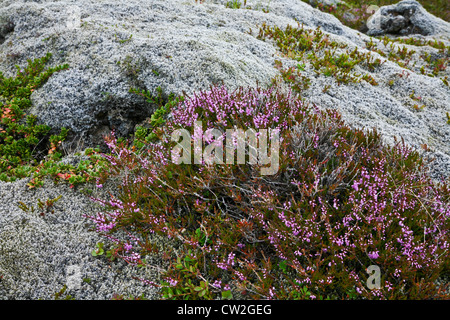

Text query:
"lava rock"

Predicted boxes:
[[366, 0, 450, 36]]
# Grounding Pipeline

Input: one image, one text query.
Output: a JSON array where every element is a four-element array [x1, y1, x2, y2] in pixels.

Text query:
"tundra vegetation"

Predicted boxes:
[[0, 0, 449, 300]]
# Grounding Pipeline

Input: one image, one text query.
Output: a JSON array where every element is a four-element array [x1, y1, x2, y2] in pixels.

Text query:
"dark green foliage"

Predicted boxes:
[[257, 23, 380, 88], [0, 53, 69, 181]]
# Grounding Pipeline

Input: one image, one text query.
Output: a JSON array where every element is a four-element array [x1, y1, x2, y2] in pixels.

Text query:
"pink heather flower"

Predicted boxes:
[[135, 277, 158, 287], [166, 278, 179, 287], [235, 271, 247, 281], [227, 252, 235, 266], [216, 262, 228, 270], [268, 287, 276, 299], [212, 280, 222, 289], [368, 251, 379, 259]]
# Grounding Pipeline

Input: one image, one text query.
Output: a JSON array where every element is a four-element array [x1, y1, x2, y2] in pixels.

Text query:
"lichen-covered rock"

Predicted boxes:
[[0, 0, 449, 299], [0, 178, 161, 299], [366, 0, 450, 36]]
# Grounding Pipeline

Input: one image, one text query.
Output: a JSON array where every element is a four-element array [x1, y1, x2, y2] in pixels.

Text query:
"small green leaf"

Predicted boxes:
[[222, 290, 233, 300]]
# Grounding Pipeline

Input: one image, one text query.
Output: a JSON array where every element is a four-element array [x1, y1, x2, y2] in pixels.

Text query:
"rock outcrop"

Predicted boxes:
[[366, 0, 450, 36], [0, 0, 449, 299]]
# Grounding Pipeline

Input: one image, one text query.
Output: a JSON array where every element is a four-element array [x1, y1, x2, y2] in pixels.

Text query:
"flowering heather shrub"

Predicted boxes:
[[87, 85, 449, 300]]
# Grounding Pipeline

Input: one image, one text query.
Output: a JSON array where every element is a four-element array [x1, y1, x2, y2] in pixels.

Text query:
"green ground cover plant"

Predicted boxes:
[[257, 22, 381, 92], [0, 53, 68, 180], [0, 53, 107, 187], [365, 36, 449, 78], [256, 20, 448, 123]]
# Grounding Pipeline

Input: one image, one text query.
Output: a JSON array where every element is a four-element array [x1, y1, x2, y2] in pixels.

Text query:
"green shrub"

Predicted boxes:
[[0, 53, 68, 181], [87, 85, 449, 300]]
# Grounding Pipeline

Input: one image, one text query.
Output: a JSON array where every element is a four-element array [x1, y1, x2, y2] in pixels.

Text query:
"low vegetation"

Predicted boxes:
[[257, 22, 381, 91], [0, 53, 107, 187]]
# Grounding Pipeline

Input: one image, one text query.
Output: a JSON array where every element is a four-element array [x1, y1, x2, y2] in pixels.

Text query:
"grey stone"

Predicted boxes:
[[366, 0, 450, 36]]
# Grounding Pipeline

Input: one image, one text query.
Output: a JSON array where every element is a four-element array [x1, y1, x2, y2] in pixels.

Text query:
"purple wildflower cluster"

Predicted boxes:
[[166, 86, 299, 136], [87, 85, 449, 300]]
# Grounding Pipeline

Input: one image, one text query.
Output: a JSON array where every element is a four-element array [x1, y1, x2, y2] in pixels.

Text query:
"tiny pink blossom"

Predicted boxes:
[[368, 251, 379, 259]]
